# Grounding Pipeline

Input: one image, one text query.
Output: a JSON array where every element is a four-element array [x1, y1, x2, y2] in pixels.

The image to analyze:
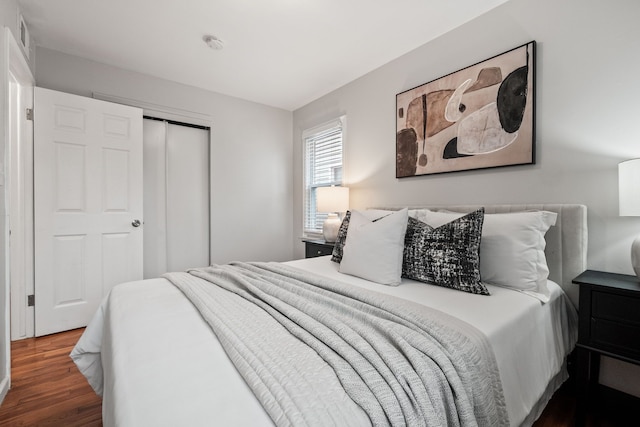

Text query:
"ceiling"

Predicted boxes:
[[19, 0, 508, 111]]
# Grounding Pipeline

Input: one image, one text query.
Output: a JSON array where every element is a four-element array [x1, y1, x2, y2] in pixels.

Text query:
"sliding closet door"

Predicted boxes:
[[142, 119, 168, 278], [165, 123, 210, 272], [143, 119, 210, 279]]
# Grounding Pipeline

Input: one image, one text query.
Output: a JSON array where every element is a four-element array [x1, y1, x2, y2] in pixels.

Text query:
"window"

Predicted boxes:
[[303, 117, 345, 235]]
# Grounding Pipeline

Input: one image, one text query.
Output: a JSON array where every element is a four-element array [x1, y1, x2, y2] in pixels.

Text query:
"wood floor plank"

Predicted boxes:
[[0, 328, 102, 426]]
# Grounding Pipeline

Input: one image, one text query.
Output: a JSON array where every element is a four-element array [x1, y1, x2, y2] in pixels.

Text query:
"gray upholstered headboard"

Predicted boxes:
[[372, 204, 588, 308]]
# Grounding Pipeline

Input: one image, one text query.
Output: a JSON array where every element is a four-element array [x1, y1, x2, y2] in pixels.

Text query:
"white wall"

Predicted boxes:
[[35, 47, 294, 264], [293, 0, 640, 396], [0, 0, 35, 70]]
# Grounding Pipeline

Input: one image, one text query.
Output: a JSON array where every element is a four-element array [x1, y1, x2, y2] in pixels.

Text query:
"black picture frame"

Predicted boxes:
[[396, 41, 535, 178]]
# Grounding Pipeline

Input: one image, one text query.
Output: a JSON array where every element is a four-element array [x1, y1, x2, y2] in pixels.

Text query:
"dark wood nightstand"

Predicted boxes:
[[573, 270, 640, 425], [303, 239, 335, 258]]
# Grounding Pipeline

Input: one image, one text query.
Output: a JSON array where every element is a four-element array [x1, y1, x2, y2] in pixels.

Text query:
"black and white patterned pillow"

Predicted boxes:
[[402, 208, 489, 295], [330, 211, 352, 263]]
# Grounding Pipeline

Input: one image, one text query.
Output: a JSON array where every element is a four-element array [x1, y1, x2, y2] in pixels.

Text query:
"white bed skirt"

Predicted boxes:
[[72, 256, 577, 427]]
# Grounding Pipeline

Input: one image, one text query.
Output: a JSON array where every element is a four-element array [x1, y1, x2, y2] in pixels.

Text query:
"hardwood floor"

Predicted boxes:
[[0, 329, 635, 426], [533, 380, 638, 427], [0, 328, 102, 426]]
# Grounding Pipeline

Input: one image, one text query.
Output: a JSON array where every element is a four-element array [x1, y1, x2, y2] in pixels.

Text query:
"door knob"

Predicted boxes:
[[132, 219, 141, 227]]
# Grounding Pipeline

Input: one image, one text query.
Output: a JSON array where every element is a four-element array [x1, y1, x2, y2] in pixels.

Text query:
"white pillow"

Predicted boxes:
[[339, 208, 408, 286], [360, 209, 394, 220], [331, 209, 395, 263], [411, 209, 557, 302]]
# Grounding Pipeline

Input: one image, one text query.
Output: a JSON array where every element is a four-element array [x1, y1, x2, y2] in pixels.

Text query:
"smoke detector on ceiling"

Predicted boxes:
[[203, 35, 224, 50]]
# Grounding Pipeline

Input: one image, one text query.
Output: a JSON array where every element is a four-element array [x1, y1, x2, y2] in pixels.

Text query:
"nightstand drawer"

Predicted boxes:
[[305, 241, 334, 258], [591, 317, 640, 359], [573, 270, 640, 426], [593, 291, 640, 326]]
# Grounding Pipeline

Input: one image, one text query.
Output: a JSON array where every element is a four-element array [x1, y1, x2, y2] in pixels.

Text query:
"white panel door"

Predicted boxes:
[[34, 87, 143, 336]]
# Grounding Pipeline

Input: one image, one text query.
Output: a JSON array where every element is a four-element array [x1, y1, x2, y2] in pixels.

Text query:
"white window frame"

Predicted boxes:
[[302, 116, 346, 237]]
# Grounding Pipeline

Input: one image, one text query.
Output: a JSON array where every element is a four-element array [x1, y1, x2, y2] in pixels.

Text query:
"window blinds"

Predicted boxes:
[[304, 120, 343, 234]]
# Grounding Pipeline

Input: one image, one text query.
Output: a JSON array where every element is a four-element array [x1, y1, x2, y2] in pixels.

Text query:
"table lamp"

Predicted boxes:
[[619, 159, 640, 278], [316, 186, 349, 243]]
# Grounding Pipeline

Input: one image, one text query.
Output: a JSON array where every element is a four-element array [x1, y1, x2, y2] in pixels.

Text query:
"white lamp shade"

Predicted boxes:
[[316, 186, 349, 213], [619, 159, 640, 216]]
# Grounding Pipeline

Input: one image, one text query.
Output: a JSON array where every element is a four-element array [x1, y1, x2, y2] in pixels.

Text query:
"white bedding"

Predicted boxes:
[[72, 256, 578, 427]]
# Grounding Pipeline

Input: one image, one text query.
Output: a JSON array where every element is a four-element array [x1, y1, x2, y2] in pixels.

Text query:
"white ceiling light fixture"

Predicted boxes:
[[203, 35, 224, 50]]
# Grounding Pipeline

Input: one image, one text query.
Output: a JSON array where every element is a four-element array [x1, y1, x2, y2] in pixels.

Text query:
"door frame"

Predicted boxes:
[[5, 29, 34, 341], [1, 26, 35, 403]]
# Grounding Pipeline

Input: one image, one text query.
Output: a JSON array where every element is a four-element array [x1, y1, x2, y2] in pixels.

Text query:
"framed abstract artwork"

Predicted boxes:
[[396, 41, 535, 178]]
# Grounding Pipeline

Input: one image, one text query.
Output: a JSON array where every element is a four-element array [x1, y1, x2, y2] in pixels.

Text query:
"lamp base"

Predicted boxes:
[[632, 235, 640, 278], [323, 213, 342, 243]]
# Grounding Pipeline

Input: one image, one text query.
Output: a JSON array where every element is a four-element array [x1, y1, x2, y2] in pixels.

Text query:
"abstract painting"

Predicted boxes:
[[396, 41, 535, 177]]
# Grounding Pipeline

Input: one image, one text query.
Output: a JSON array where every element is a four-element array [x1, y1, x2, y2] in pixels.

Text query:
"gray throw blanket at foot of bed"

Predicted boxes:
[[164, 262, 509, 427]]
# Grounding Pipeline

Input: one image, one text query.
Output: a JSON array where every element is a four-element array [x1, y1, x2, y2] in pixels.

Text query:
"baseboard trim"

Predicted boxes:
[[0, 375, 10, 406]]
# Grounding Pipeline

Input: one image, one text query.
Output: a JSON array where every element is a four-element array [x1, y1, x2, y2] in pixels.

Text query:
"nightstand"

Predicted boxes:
[[573, 270, 640, 425], [303, 239, 335, 258]]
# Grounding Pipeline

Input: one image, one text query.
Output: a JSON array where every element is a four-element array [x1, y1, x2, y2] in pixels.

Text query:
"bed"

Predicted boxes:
[[71, 204, 587, 427]]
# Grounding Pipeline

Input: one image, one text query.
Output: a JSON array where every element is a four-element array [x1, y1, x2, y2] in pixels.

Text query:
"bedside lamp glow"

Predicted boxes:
[[619, 159, 640, 277], [316, 186, 349, 243]]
